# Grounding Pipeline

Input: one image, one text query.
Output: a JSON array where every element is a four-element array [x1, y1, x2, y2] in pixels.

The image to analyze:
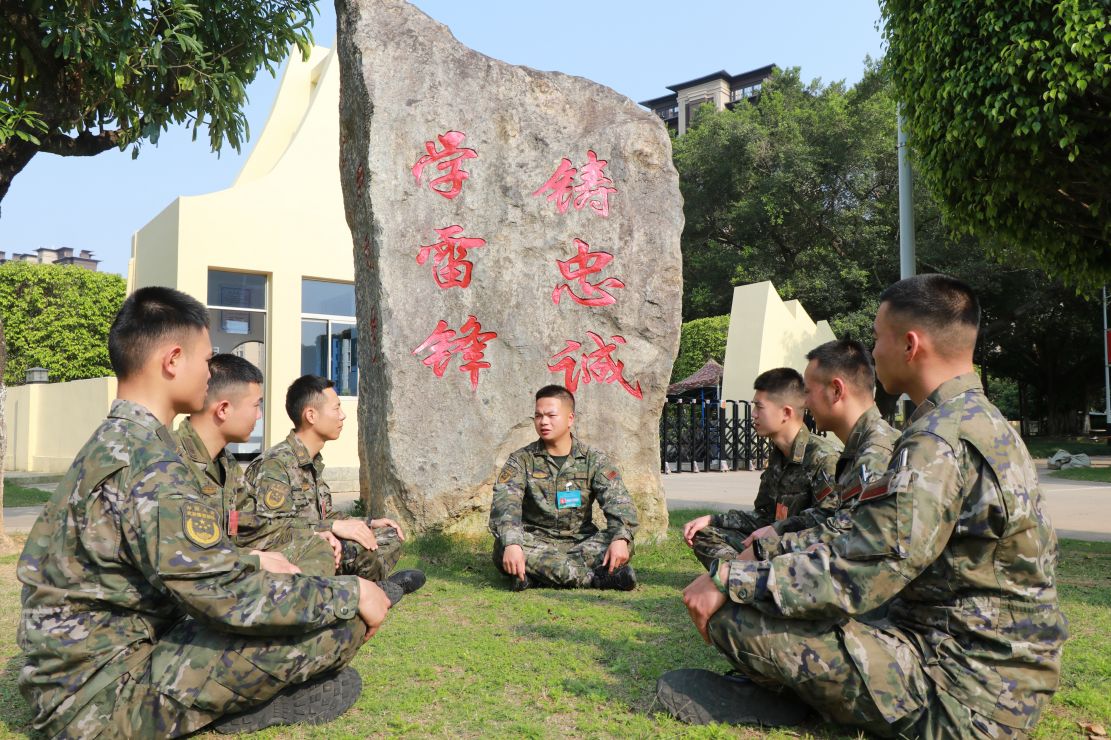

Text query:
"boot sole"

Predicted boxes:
[[655, 668, 810, 727], [213, 666, 362, 734]]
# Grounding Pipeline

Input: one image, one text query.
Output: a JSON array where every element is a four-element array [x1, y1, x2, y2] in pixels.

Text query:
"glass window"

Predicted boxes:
[[207, 270, 267, 456], [208, 271, 266, 309], [301, 280, 358, 396]]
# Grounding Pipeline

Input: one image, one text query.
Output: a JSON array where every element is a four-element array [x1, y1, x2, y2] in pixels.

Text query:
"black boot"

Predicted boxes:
[[510, 574, 536, 592], [212, 666, 362, 734], [591, 564, 637, 591], [655, 668, 810, 726], [387, 569, 426, 595], [376, 578, 405, 606]]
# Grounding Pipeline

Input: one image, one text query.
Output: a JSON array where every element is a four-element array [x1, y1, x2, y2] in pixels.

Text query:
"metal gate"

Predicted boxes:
[[659, 399, 772, 473]]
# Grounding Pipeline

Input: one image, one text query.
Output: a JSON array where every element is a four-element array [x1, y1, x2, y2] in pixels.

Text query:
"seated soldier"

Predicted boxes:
[[174, 354, 339, 579], [662, 274, 1067, 737], [18, 287, 391, 737], [741, 339, 899, 561], [682, 368, 841, 568], [490, 384, 639, 591], [237, 374, 425, 597]]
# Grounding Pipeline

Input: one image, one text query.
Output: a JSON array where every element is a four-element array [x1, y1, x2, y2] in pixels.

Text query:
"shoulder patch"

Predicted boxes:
[[604, 469, 619, 481], [498, 465, 516, 484], [182, 502, 222, 548], [263, 484, 287, 510]]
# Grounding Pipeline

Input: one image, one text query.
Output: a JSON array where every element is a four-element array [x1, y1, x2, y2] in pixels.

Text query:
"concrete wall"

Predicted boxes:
[[720, 281, 836, 401], [3, 377, 118, 473]]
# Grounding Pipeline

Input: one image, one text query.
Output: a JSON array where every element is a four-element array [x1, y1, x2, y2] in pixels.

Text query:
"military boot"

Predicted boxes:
[[655, 668, 810, 727], [212, 666, 362, 734], [376, 578, 405, 606], [387, 569, 426, 595], [590, 564, 637, 590], [510, 574, 536, 592]]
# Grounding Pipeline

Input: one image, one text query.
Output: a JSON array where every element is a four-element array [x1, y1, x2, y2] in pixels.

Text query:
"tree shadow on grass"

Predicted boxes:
[[0, 654, 34, 738]]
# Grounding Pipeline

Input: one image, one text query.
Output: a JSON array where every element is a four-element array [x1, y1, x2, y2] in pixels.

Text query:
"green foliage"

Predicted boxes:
[[0, 262, 125, 384], [0, 482, 52, 508], [672, 315, 730, 383], [880, 0, 1111, 290], [1054, 467, 1111, 483], [0, 0, 318, 197]]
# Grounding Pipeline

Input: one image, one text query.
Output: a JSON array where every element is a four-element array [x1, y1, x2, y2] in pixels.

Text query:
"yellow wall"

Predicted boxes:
[[720, 281, 837, 401], [128, 44, 361, 469], [3, 378, 118, 473]]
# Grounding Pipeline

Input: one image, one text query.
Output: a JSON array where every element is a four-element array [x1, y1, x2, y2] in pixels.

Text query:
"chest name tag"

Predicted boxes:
[[557, 490, 583, 509]]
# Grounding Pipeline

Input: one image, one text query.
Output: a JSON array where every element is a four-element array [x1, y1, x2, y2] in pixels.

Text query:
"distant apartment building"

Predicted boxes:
[[639, 64, 775, 135], [0, 246, 100, 270]]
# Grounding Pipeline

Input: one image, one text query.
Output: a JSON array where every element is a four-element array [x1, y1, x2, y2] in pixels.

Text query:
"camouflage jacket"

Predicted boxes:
[[16, 401, 361, 735], [713, 426, 841, 532], [758, 405, 898, 555], [489, 437, 638, 545], [174, 417, 245, 531], [236, 430, 347, 550], [721, 374, 1067, 730]]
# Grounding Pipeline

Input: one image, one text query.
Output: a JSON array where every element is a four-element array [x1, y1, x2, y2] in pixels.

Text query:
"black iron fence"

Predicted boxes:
[[659, 399, 773, 473]]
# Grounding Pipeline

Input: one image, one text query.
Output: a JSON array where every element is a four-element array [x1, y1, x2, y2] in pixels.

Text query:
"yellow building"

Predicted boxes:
[[128, 44, 361, 474]]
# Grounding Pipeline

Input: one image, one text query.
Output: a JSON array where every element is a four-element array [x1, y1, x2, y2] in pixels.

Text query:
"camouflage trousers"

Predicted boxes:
[[279, 529, 340, 577], [492, 530, 632, 588], [690, 525, 751, 570], [708, 603, 1022, 739], [58, 614, 366, 739], [338, 526, 404, 581]]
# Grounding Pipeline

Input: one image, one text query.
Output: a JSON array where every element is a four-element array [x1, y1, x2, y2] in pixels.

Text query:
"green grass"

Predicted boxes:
[[1, 516, 1109, 739], [1053, 467, 1111, 483], [0, 483, 53, 508], [1024, 437, 1111, 459]]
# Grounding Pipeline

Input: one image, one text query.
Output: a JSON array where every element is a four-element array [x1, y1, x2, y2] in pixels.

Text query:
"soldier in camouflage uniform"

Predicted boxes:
[[683, 367, 841, 569], [175, 354, 337, 578], [17, 287, 391, 738], [666, 275, 1067, 737], [237, 375, 422, 590], [747, 339, 899, 560], [490, 385, 639, 591]]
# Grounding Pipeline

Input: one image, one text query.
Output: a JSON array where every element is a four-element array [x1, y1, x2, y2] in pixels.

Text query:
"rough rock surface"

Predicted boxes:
[[337, 0, 683, 540]]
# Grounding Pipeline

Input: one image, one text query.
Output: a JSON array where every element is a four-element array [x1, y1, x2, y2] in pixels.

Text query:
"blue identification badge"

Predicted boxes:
[[557, 482, 582, 509]]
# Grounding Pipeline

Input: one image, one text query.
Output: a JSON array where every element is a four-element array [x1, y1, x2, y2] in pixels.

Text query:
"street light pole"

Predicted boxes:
[[1103, 286, 1110, 421], [898, 104, 916, 280]]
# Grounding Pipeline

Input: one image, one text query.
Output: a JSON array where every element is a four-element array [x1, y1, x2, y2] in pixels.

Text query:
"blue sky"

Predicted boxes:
[[0, 1, 885, 277]]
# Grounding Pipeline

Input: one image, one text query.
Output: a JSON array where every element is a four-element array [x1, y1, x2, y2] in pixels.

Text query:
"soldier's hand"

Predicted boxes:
[[739, 546, 756, 561], [602, 539, 630, 573], [251, 550, 302, 575], [683, 569, 727, 644], [502, 544, 527, 580], [742, 525, 775, 549], [331, 519, 378, 551], [314, 530, 343, 570], [682, 515, 713, 546], [369, 517, 406, 541], [355, 577, 391, 642]]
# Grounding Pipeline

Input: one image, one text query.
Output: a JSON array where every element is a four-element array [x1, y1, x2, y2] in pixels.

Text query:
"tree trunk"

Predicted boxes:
[[0, 316, 16, 553]]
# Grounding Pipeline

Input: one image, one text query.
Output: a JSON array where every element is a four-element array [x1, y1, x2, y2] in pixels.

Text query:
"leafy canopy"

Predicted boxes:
[[880, 0, 1111, 290], [0, 262, 126, 385], [0, 0, 318, 200]]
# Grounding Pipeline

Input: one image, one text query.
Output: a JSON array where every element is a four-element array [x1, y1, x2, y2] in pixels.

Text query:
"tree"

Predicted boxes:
[[672, 315, 730, 383], [0, 262, 126, 384], [0, 0, 319, 204], [880, 0, 1111, 290]]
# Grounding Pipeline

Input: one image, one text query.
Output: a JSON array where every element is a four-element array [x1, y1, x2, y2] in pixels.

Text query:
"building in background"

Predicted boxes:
[[0, 247, 100, 270], [639, 64, 775, 135]]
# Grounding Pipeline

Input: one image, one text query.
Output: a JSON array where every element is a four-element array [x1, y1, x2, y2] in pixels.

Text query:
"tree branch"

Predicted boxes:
[[38, 129, 125, 157]]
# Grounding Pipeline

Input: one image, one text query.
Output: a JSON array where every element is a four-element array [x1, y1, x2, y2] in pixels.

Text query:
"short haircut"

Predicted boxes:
[[879, 273, 980, 355], [108, 286, 209, 380], [753, 367, 805, 407], [286, 374, 335, 427], [536, 384, 575, 412], [806, 338, 876, 394], [206, 354, 263, 406]]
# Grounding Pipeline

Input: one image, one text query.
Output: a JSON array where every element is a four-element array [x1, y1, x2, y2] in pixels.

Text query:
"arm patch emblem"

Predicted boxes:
[[263, 484, 287, 510], [182, 502, 222, 548], [498, 465, 516, 484]]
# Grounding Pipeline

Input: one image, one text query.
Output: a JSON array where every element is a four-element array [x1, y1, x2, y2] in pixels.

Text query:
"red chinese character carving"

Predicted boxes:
[[411, 131, 477, 199], [413, 315, 497, 391], [531, 157, 577, 213], [417, 225, 486, 289], [552, 238, 626, 307], [533, 150, 617, 217], [547, 332, 643, 399]]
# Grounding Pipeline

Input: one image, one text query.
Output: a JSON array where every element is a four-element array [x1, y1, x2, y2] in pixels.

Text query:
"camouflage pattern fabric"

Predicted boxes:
[[489, 438, 638, 586], [17, 401, 365, 738], [692, 426, 840, 567], [175, 418, 336, 577], [339, 527, 403, 582], [710, 374, 1067, 735], [754, 405, 899, 559]]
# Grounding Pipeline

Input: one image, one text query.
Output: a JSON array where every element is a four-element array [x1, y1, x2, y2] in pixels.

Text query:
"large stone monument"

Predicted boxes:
[[336, 0, 683, 540]]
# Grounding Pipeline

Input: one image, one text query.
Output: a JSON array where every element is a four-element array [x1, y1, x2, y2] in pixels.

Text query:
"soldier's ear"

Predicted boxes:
[[214, 399, 232, 421], [161, 344, 185, 379], [905, 330, 924, 362], [830, 377, 846, 402]]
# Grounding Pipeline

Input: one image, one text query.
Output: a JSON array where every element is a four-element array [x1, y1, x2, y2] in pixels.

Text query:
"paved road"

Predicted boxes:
[[6, 463, 1110, 541]]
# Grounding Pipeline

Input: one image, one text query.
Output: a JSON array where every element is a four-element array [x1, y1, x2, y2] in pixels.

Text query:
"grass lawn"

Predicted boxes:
[[0, 483, 53, 509], [1053, 467, 1111, 483], [1024, 437, 1111, 459], [0, 511, 1108, 739]]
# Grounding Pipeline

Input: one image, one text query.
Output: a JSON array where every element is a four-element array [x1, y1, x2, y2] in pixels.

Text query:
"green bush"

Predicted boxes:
[[672, 314, 729, 383]]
